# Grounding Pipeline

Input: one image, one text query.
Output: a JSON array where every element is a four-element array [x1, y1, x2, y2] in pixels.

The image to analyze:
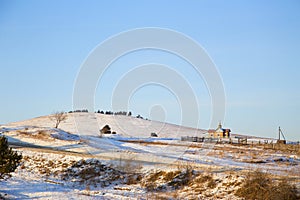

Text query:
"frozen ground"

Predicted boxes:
[[0, 113, 299, 199]]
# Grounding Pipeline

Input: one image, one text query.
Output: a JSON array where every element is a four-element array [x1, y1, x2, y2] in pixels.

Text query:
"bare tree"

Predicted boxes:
[[50, 111, 67, 128]]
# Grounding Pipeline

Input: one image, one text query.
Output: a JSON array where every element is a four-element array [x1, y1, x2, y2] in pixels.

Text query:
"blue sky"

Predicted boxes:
[[0, 1, 299, 140]]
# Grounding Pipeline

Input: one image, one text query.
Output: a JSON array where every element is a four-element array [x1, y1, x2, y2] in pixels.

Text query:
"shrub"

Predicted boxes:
[[275, 178, 299, 200], [168, 167, 194, 189], [36, 130, 50, 139], [142, 167, 199, 192], [236, 170, 299, 200], [0, 136, 22, 179], [147, 170, 166, 182], [207, 178, 217, 189], [163, 171, 180, 182], [62, 159, 123, 187], [194, 174, 213, 184], [151, 132, 158, 137], [100, 125, 111, 134], [124, 173, 142, 185]]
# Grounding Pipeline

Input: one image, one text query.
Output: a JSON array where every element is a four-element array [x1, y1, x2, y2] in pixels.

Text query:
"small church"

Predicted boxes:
[[208, 122, 231, 138]]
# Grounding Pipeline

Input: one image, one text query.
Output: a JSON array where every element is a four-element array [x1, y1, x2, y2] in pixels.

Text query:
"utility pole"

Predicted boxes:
[[277, 126, 286, 144], [279, 126, 281, 140]]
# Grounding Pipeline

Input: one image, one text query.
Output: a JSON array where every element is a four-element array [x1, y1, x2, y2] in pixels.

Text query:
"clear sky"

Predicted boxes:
[[0, 1, 299, 141]]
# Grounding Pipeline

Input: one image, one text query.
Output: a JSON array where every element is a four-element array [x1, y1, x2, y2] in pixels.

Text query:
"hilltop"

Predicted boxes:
[[4, 112, 207, 138]]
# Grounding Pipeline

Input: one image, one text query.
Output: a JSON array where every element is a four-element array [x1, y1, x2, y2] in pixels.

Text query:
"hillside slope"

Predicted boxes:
[[4, 112, 207, 139]]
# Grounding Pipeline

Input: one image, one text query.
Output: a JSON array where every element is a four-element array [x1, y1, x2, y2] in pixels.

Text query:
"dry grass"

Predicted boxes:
[[236, 170, 299, 200], [168, 167, 194, 189], [263, 143, 300, 155], [142, 161, 220, 196], [147, 170, 166, 182], [142, 169, 222, 199], [193, 174, 213, 184], [35, 130, 50, 139], [62, 159, 125, 187], [17, 130, 53, 141], [115, 155, 142, 174], [189, 173, 218, 197], [124, 173, 143, 185], [163, 171, 181, 182], [112, 156, 143, 185]]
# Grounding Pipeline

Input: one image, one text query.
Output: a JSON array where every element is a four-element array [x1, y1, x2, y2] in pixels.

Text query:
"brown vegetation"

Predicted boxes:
[[236, 170, 299, 200]]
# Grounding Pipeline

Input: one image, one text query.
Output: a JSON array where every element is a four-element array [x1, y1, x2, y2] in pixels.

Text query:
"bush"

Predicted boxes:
[[0, 136, 22, 179], [142, 168, 195, 191], [62, 159, 122, 187], [236, 170, 299, 200], [168, 167, 194, 189], [100, 125, 111, 134], [163, 171, 180, 182], [151, 132, 158, 137]]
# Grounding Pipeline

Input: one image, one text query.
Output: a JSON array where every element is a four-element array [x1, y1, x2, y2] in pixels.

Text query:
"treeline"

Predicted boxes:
[[67, 109, 147, 120], [95, 110, 132, 116], [96, 110, 148, 120], [68, 109, 89, 113]]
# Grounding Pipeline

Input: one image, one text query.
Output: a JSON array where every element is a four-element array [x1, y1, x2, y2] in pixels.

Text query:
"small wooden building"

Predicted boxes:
[[208, 122, 231, 138]]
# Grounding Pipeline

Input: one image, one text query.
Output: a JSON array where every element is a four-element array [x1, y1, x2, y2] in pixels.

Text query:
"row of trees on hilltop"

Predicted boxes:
[[95, 110, 147, 120], [66, 109, 147, 120], [68, 109, 89, 113], [48, 109, 149, 129], [96, 110, 132, 116]]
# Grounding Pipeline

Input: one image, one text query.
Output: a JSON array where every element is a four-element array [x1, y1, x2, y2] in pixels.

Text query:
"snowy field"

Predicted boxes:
[[0, 113, 299, 199]]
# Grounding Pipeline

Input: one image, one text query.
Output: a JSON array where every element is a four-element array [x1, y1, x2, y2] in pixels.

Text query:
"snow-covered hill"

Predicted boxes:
[[1, 113, 299, 199], [0, 112, 211, 166], [4, 112, 207, 139]]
